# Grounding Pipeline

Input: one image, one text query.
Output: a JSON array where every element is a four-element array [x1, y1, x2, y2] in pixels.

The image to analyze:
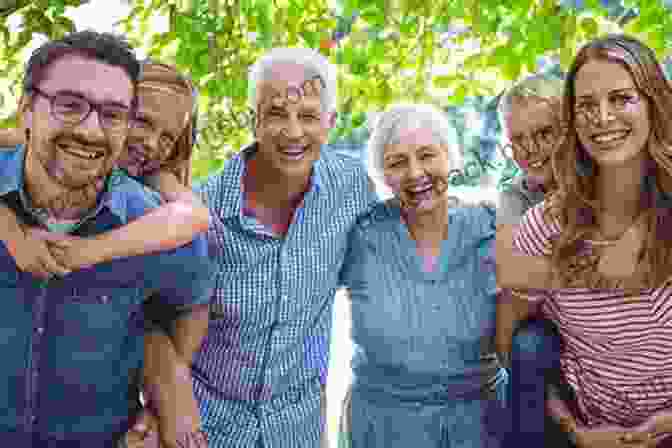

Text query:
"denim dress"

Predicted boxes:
[[339, 199, 508, 448]]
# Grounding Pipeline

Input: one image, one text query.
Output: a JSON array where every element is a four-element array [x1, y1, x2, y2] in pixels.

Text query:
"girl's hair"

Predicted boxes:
[[137, 61, 198, 186], [549, 34, 672, 288]]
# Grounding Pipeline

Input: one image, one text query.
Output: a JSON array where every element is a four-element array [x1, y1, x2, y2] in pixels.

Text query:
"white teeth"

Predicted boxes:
[[592, 131, 630, 143], [530, 161, 544, 169], [59, 143, 103, 160], [280, 146, 308, 160], [409, 184, 433, 193]]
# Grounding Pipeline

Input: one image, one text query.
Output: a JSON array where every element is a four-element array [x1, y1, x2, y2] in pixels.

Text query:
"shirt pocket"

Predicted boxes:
[[54, 285, 142, 337]]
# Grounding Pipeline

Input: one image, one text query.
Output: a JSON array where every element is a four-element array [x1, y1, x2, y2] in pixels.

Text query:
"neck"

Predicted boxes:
[[245, 153, 310, 209], [594, 154, 647, 237], [23, 149, 101, 220], [402, 197, 449, 244]]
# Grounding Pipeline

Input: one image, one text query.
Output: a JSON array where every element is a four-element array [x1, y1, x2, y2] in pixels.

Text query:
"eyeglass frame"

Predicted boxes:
[[29, 86, 135, 130]]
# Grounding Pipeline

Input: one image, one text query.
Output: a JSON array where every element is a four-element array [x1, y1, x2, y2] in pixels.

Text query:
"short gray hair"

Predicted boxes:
[[497, 71, 565, 133], [248, 47, 337, 112], [367, 103, 463, 185]]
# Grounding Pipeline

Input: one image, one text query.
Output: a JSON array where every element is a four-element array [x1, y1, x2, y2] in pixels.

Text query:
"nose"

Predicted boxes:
[[598, 99, 616, 126], [283, 116, 304, 139], [406, 157, 424, 179], [77, 108, 106, 139]]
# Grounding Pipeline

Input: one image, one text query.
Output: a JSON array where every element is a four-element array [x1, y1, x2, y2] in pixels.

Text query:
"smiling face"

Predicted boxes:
[[573, 59, 651, 169], [504, 97, 560, 187], [253, 63, 333, 181], [22, 53, 133, 189], [382, 127, 452, 215], [118, 85, 192, 177]]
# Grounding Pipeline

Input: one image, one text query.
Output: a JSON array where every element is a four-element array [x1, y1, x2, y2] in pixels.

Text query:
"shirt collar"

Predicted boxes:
[[0, 144, 130, 224], [218, 141, 326, 220]]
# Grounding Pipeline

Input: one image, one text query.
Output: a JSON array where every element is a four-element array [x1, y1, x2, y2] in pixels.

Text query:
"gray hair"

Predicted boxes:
[[367, 103, 463, 185], [497, 71, 565, 133], [248, 47, 337, 113]]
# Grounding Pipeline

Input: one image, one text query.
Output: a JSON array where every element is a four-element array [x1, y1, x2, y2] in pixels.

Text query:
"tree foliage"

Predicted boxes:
[[1, 0, 671, 183]]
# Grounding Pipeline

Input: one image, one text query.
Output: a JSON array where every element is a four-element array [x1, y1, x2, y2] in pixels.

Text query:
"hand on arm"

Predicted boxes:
[[48, 170, 210, 270], [547, 384, 637, 448], [620, 409, 672, 447]]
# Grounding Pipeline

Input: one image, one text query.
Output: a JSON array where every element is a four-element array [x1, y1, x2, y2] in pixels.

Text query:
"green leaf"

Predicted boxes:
[[432, 74, 461, 88], [579, 17, 599, 39], [453, 84, 468, 104], [367, 40, 387, 63]]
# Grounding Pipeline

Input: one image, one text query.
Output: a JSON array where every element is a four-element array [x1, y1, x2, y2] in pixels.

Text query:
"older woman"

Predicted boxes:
[[500, 34, 672, 447], [495, 71, 567, 446], [338, 103, 507, 448]]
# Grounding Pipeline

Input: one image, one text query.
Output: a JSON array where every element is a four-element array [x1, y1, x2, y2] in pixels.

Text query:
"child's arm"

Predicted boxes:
[[0, 203, 70, 278], [47, 170, 210, 270], [495, 290, 539, 368]]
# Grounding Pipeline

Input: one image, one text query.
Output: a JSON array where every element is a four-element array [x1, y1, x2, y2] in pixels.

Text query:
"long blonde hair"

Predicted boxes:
[[137, 61, 198, 186]]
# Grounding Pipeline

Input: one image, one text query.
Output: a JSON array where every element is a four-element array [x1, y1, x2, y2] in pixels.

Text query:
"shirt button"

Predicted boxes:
[[31, 415, 37, 423], [100, 295, 109, 304], [36, 327, 44, 335]]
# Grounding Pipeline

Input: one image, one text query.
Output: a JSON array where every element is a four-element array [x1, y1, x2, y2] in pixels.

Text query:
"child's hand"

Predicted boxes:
[[8, 227, 71, 278], [122, 408, 160, 448], [45, 233, 100, 271]]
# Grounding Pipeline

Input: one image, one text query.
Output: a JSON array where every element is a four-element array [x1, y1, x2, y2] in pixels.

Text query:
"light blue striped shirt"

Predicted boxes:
[[192, 143, 376, 448]]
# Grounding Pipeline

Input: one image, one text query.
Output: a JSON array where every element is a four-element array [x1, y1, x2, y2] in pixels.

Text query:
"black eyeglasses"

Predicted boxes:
[[30, 87, 132, 130]]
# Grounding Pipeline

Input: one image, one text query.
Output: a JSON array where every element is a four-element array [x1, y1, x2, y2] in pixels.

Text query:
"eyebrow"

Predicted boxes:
[[55, 89, 132, 109], [576, 87, 636, 100], [384, 146, 435, 161]]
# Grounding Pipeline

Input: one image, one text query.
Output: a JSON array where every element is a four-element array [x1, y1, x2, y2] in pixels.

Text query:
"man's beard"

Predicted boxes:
[[27, 137, 112, 220]]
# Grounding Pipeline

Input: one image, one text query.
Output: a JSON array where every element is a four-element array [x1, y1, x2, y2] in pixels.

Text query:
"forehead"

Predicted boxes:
[[505, 99, 557, 136], [39, 53, 133, 106], [256, 63, 323, 109], [385, 127, 442, 157], [136, 87, 191, 128], [574, 60, 635, 97]]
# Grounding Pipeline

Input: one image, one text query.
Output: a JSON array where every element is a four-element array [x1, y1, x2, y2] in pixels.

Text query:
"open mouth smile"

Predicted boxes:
[[58, 142, 105, 160], [406, 181, 434, 201], [591, 129, 631, 146], [280, 144, 309, 160]]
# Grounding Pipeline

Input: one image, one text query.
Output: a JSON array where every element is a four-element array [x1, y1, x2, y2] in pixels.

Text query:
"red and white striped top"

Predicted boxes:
[[513, 201, 672, 427]]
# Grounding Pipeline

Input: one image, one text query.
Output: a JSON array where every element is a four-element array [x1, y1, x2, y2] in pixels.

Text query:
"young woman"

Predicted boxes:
[[0, 61, 209, 448], [339, 103, 507, 448], [499, 34, 672, 447]]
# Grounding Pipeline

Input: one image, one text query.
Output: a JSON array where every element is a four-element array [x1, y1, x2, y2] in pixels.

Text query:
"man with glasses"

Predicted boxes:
[[0, 31, 213, 447]]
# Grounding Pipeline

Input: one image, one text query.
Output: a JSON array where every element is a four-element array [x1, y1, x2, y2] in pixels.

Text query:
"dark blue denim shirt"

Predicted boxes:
[[0, 146, 214, 446]]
